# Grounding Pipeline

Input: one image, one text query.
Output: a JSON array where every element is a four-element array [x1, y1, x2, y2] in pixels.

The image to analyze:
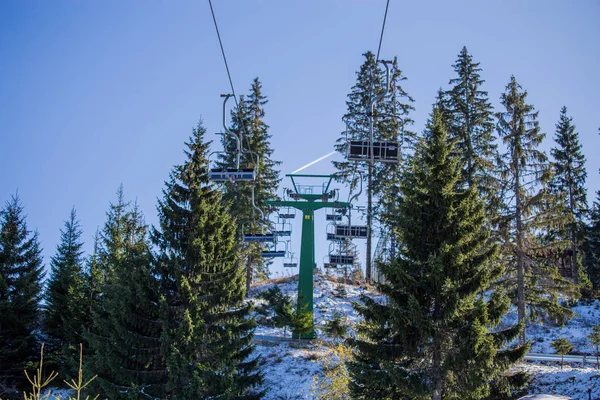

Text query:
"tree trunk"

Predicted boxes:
[[569, 186, 579, 284], [432, 300, 443, 400], [515, 163, 526, 345], [464, 74, 474, 188], [245, 253, 253, 294]]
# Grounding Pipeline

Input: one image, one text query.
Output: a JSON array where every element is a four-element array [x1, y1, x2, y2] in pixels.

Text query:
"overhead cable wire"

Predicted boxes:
[[208, 0, 238, 105], [207, 0, 256, 166], [375, 0, 391, 63]]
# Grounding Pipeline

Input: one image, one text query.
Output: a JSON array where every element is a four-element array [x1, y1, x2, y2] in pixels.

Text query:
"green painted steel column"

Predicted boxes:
[[298, 208, 315, 315]]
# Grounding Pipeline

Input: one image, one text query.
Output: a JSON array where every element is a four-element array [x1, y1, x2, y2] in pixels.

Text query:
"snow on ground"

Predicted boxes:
[[525, 301, 600, 354], [250, 273, 600, 399], [250, 274, 384, 339], [516, 363, 600, 399], [254, 342, 326, 399]]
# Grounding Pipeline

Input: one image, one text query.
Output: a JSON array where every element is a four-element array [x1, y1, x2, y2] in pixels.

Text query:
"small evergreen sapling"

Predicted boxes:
[[17, 344, 99, 400], [323, 312, 348, 340], [291, 297, 315, 340], [273, 295, 294, 338], [551, 337, 573, 369]]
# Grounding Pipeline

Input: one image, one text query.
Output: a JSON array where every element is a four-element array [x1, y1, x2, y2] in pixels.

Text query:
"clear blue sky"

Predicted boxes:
[[1, 0, 599, 276]]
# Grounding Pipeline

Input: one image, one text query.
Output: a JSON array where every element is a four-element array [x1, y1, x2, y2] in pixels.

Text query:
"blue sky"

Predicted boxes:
[[1, 0, 599, 276]]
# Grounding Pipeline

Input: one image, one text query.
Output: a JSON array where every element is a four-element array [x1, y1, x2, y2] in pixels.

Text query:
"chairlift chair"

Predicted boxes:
[[242, 223, 276, 243], [329, 254, 355, 265], [347, 140, 400, 163], [208, 168, 256, 182], [283, 252, 298, 268], [327, 240, 356, 266], [326, 223, 368, 240], [337, 225, 368, 239], [208, 94, 260, 183], [272, 221, 292, 237], [326, 213, 343, 222], [261, 240, 286, 259], [322, 255, 337, 269], [262, 249, 286, 258], [278, 206, 296, 220], [345, 61, 401, 164]]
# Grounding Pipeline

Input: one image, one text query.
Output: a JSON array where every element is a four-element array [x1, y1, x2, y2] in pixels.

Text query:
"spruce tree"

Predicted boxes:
[[446, 47, 501, 215], [496, 77, 577, 343], [333, 51, 414, 282], [348, 108, 525, 400], [550, 337, 573, 369], [82, 229, 102, 335], [153, 120, 262, 399], [44, 207, 87, 377], [0, 195, 45, 393], [96, 185, 129, 284], [86, 192, 166, 399], [549, 106, 588, 284], [217, 78, 281, 290]]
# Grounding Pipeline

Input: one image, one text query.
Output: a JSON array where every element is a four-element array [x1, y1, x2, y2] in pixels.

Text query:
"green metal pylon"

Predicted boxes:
[[266, 174, 350, 338]]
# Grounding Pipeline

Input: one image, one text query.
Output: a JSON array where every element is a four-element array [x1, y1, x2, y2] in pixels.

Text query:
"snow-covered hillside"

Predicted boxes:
[[250, 274, 600, 399]]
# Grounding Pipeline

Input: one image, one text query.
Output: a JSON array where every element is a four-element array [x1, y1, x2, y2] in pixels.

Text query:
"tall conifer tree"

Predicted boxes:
[[446, 47, 500, 215], [549, 106, 588, 284], [348, 109, 525, 399], [333, 51, 414, 282], [83, 229, 102, 335], [154, 120, 262, 399], [496, 77, 577, 343], [87, 192, 165, 399], [0, 195, 45, 393], [44, 207, 87, 377], [217, 78, 281, 290]]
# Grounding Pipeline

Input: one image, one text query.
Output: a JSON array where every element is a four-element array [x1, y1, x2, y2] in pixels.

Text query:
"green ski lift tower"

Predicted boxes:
[[266, 174, 350, 338]]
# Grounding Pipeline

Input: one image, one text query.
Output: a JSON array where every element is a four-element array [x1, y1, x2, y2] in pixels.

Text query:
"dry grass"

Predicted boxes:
[[252, 274, 299, 287]]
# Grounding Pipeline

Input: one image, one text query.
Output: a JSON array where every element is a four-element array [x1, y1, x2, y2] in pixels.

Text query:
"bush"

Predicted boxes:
[[310, 343, 352, 400]]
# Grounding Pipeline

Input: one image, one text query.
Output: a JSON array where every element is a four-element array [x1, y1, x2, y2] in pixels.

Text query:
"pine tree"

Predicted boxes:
[[217, 78, 281, 291], [551, 337, 573, 369], [44, 207, 87, 377], [153, 120, 262, 399], [86, 192, 166, 399], [446, 47, 501, 216], [323, 312, 348, 340], [272, 294, 294, 337], [97, 185, 129, 284], [333, 51, 414, 282], [0, 195, 45, 393], [348, 109, 525, 400], [82, 229, 102, 335], [497, 77, 577, 344], [549, 106, 588, 285]]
